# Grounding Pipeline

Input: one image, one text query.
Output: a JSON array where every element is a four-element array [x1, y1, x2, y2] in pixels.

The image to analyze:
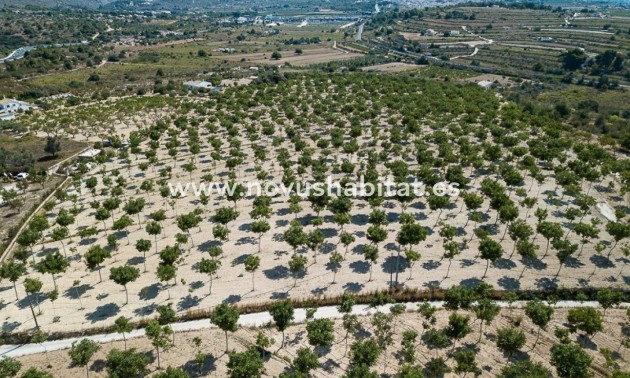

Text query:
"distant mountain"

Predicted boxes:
[[0, 0, 117, 8]]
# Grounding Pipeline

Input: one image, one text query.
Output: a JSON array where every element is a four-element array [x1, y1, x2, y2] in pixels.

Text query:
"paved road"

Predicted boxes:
[[0, 300, 624, 359], [0, 46, 37, 63]]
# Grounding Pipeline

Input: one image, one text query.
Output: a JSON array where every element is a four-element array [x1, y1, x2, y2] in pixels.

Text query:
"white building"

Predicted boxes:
[[0, 99, 36, 118], [477, 80, 494, 89], [449, 30, 460, 37]]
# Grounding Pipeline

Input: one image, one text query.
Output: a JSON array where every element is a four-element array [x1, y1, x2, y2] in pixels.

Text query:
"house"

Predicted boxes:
[[78, 148, 101, 160], [425, 29, 437, 36], [477, 80, 494, 89], [0, 99, 36, 116], [449, 30, 460, 37], [183, 80, 213, 90]]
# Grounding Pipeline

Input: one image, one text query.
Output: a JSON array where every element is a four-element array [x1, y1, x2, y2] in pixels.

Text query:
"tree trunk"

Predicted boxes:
[[124, 285, 129, 305], [13, 282, 18, 300], [225, 331, 229, 352], [28, 297, 40, 330], [483, 260, 489, 278]]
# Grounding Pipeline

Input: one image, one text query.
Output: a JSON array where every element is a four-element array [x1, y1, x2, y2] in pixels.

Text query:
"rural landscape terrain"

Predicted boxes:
[[0, 0, 628, 377]]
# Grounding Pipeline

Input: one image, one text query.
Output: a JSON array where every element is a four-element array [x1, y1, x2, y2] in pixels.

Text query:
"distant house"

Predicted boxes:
[[183, 80, 214, 90], [449, 30, 460, 37], [0, 99, 36, 119], [477, 80, 494, 89], [425, 29, 437, 36], [539, 37, 554, 42], [78, 148, 101, 160]]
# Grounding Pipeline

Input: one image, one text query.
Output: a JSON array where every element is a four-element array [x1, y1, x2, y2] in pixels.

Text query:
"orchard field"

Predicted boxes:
[[0, 71, 629, 378]]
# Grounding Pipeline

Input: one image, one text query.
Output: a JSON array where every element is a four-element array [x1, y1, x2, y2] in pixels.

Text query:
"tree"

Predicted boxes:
[[109, 266, 140, 305], [114, 316, 133, 350], [424, 357, 451, 378], [306, 229, 324, 262], [362, 244, 379, 281], [292, 347, 319, 374], [525, 299, 554, 348], [68, 339, 101, 378], [251, 220, 270, 253], [135, 239, 151, 272], [17, 368, 52, 378], [145, 320, 173, 369], [36, 251, 67, 290], [44, 136, 61, 158], [227, 347, 264, 378], [340, 231, 355, 257], [24, 277, 43, 327], [124, 198, 146, 228], [561, 48, 588, 70], [395, 223, 427, 285], [453, 348, 481, 376], [328, 251, 344, 284], [146, 221, 162, 253], [550, 343, 592, 378], [270, 300, 294, 348], [478, 238, 503, 278], [244, 255, 261, 291], [283, 220, 306, 253], [605, 222, 630, 257], [537, 221, 563, 258], [153, 367, 188, 378], [0, 357, 21, 378], [211, 303, 239, 352], [0, 261, 27, 300], [596, 288, 623, 316], [288, 253, 307, 286], [51, 227, 70, 257], [567, 307, 603, 336], [199, 258, 220, 295], [271, 51, 282, 60], [400, 330, 418, 364], [306, 318, 334, 348], [443, 285, 474, 311], [105, 348, 149, 378], [84, 245, 111, 282], [499, 360, 549, 378], [444, 312, 471, 349], [473, 298, 500, 342], [349, 337, 381, 367], [496, 327, 527, 357]]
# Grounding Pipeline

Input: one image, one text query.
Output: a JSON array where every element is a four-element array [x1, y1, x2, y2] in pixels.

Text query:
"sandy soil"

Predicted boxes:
[[14, 308, 629, 377], [0, 80, 627, 338], [219, 47, 363, 66]]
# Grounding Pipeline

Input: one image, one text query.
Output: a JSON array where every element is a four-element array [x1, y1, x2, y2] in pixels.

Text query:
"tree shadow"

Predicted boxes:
[[197, 239, 221, 252], [263, 265, 290, 280], [460, 278, 483, 289], [134, 303, 156, 316], [349, 261, 370, 274], [235, 236, 256, 246], [223, 295, 241, 304], [493, 258, 517, 270], [138, 283, 160, 300], [497, 276, 520, 290], [311, 287, 328, 296], [178, 295, 202, 310], [351, 214, 369, 226], [534, 277, 558, 290], [422, 260, 441, 271], [343, 282, 364, 293], [189, 280, 204, 290], [85, 303, 120, 323], [270, 291, 288, 300], [231, 254, 250, 266], [590, 255, 614, 269], [181, 353, 217, 377], [2, 321, 21, 332], [65, 284, 92, 299], [126, 256, 144, 267]]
